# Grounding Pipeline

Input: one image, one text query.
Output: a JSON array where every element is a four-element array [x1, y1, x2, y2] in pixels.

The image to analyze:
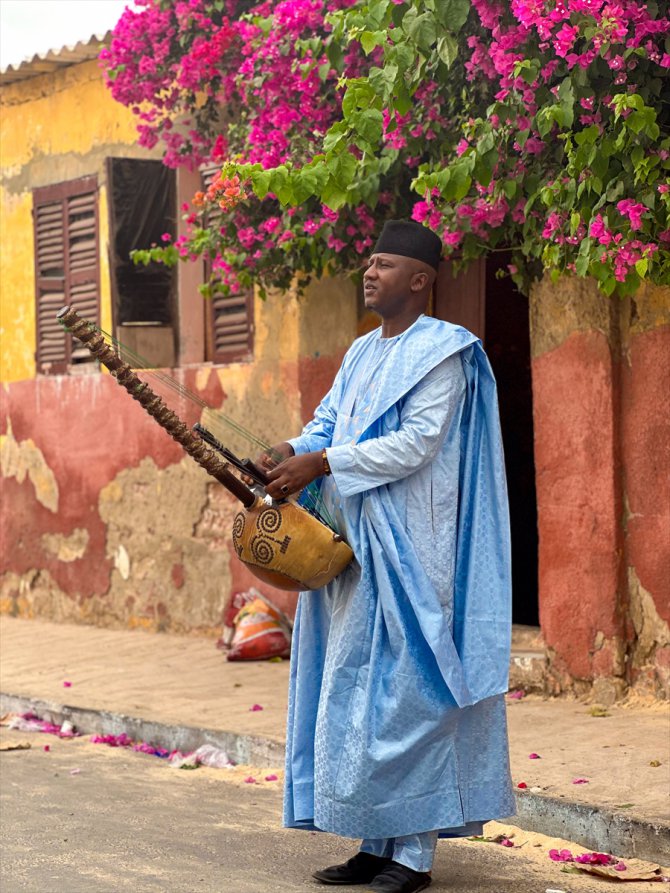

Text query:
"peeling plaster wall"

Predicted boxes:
[[1, 265, 358, 633], [530, 276, 670, 698]]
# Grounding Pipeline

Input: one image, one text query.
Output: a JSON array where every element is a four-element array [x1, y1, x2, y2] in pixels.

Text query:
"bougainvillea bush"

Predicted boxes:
[[101, 0, 410, 295], [102, 0, 670, 298]]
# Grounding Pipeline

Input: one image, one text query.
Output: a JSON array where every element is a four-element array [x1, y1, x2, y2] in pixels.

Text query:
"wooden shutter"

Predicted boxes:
[[208, 291, 254, 361], [33, 176, 100, 373], [201, 165, 254, 363]]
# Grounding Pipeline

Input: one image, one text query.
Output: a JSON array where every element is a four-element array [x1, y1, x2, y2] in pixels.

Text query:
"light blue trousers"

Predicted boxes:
[[360, 832, 439, 873], [360, 821, 485, 872]]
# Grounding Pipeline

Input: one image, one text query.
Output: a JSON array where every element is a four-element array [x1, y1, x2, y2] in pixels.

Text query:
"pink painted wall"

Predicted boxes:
[[530, 278, 670, 697]]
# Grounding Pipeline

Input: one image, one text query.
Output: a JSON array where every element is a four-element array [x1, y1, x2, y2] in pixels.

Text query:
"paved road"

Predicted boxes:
[[0, 729, 659, 893]]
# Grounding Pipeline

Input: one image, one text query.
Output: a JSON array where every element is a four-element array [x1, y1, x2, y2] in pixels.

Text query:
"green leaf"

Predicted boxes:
[[351, 108, 384, 145], [502, 180, 518, 199], [250, 169, 272, 200], [326, 150, 357, 188], [367, 0, 391, 29], [360, 30, 382, 55], [591, 152, 609, 182], [402, 9, 437, 50], [321, 176, 348, 210], [443, 162, 471, 200], [635, 258, 648, 278], [369, 63, 399, 97], [558, 77, 574, 129], [575, 251, 590, 277], [391, 42, 415, 73], [435, 0, 470, 31], [326, 40, 344, 70], [436, 33, 458, 67], [575, 124, 599, 146], [393, 81, 413, 115]]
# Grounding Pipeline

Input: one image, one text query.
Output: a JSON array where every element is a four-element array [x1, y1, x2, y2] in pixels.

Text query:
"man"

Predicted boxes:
[[262, 220, 515, 893]]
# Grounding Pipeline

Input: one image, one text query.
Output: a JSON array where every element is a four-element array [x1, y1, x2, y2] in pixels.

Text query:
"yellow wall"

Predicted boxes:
[[0, 59, 161, 383]]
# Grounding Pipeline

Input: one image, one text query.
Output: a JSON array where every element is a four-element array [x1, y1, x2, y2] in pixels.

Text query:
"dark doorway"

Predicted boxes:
[[434, 255, 539, 626]]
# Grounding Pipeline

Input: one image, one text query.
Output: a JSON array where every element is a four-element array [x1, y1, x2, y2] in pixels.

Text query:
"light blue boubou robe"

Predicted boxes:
[[284, 314, 515, 839]]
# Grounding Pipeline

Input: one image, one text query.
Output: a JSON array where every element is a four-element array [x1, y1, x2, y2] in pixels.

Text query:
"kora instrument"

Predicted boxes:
[[57, 306, 353, 591]]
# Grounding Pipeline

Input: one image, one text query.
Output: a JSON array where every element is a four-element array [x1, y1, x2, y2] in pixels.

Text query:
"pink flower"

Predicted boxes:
[[327, 236, 347, 252], [574, 852, 614, 865], [554, 23, 579, 58], [549, 849, 574, 862], [261, 216, 281, 234], [617, 199, 648, 231], [161, 233, 172, 242], [528, 753, 541, 759], [249, 704, 264, 712], [412, 201, 431, 223]]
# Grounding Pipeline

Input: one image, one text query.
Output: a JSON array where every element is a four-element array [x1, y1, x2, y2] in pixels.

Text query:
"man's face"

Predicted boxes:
[[363, 253, 422, 317]]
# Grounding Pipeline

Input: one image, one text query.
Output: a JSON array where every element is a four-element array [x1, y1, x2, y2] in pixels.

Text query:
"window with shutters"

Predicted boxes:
[[33, 176, 100, 374], [201, 165, 254, 364], [107, 158, 176, 368]]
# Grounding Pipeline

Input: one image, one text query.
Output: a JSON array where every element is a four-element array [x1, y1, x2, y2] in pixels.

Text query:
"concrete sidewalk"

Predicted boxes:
[[1, 615, 668, 864]]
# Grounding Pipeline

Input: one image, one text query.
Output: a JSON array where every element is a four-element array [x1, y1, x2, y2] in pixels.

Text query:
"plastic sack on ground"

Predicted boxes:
[[222, 588, 292, 662], [169, 744, 233, 769]]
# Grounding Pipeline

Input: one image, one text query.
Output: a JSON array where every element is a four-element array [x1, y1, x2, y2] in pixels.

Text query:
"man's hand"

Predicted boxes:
[[265, 451, 324, 499], [258, 442, 294, 473]]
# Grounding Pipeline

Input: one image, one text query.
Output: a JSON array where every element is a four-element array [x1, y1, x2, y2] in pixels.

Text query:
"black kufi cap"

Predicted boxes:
[[373, 220, 442, 270]]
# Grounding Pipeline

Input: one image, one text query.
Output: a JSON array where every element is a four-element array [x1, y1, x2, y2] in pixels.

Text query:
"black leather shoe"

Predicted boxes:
[[366, 862, 432, 893], [313, 851, 393, 885]]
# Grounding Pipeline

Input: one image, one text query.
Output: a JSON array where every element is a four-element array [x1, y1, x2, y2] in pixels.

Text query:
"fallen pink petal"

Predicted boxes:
[[574, 852, 615, 865], [572, 777, 589, 784], [63, 681, 72, 688], [528, 753, 541, 759], [69, 768, 81, 776], [507, 690, 524, 700], [249, 704, 264, 711], [264, 774, 278, 781], [549, 848, 574, 862], [500, 838, 515, 847], [244, 776, 257, 784], [517, 781, 528, 789], [43, 745, 50, 752], [615, 862, 627, 871]]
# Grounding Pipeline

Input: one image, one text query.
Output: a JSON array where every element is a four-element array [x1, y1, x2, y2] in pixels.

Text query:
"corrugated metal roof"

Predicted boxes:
[[0, 33, 110, 86]]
